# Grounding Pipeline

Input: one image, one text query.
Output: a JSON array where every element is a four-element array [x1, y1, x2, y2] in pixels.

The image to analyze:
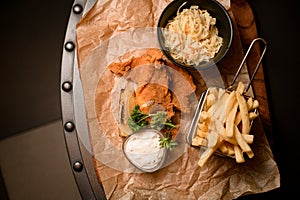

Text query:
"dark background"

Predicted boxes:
[[245, 0, 300, 198], [0, 0, 73, 139], [0, 0, 299, 199]]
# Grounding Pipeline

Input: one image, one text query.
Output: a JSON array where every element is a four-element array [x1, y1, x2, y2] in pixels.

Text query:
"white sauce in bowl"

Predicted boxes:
[[123, 129, 166, 172]]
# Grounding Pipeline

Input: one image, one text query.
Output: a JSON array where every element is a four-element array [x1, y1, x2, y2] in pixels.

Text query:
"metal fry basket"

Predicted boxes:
[[186, 38, 267, 159]]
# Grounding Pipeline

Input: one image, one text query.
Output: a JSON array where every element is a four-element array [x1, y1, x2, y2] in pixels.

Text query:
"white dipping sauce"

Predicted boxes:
[[123, 130, 165, 170]]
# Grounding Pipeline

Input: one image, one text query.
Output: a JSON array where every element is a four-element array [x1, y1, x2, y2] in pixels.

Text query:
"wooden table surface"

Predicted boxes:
[[231, 0, 272, 137]]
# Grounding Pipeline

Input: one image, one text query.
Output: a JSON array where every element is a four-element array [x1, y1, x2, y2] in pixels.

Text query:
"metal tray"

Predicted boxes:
[[60, 0, 107, 199], [60, 0, 266, 197]]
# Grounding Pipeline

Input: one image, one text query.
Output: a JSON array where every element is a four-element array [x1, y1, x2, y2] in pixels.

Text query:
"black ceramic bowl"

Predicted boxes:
[[157, 0, 233, 70]]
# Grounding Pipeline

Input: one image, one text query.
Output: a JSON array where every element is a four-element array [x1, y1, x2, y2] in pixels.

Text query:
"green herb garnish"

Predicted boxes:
[[128, 105, 149, 132], [128, 105, 178, 150], [150, 111, 177, 131], [159, 133, 178, 150]]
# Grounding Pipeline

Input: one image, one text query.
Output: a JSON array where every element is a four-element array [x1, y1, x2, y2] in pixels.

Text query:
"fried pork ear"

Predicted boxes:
[[108, 59, 132, 76], [124, 64, 155, 85], [135, 83, 174, 119], [109, 48, 197, 119], [167, 64, 196, 114]]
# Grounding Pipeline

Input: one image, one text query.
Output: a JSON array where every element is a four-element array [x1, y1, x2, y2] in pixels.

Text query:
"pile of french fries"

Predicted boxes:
[[192, 82, 259, 167]]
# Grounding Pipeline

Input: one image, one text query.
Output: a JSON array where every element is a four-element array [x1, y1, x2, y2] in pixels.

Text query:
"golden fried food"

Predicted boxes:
[[108, 48, 197, 137], [192, 82, 260, 167]]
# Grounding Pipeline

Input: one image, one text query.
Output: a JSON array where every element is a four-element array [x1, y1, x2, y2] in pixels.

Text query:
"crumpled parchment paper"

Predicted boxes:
[[75, 0, 280, 199]]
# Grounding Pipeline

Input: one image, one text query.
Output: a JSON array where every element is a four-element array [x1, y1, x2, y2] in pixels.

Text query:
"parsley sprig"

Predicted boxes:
[[159, 133, 178, 150], [127, 105, 149, 132], [128, 105, 178, 150]]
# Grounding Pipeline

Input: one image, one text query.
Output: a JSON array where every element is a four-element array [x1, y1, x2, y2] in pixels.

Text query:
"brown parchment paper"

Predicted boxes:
[[75, 0, 280, 199]]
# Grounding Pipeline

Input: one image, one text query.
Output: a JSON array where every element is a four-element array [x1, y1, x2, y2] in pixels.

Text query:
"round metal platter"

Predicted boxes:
[[60, 0, 107, 199], [60, 1, 233, 199]]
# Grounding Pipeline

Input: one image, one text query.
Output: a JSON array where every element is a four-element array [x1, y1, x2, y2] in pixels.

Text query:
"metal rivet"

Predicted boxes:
[[62, 81, 72, 92], [73, 161, 83, 172], [65, 41, 75, 52], [64, 121, 75, 132], [73, 4, 83, 14]]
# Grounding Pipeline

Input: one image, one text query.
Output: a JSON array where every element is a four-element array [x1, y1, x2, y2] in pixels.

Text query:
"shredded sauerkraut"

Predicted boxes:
[[163, 3, 223, 66]]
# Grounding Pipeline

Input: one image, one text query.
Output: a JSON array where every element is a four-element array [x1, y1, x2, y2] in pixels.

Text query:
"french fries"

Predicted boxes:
[[192, 82, 259, 167]]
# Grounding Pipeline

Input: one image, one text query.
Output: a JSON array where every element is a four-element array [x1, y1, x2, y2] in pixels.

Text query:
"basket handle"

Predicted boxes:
[[229, 38, 267, 93]]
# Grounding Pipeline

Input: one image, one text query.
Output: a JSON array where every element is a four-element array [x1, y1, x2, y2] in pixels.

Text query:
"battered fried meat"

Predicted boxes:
[[108, 48, 196, 119]]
